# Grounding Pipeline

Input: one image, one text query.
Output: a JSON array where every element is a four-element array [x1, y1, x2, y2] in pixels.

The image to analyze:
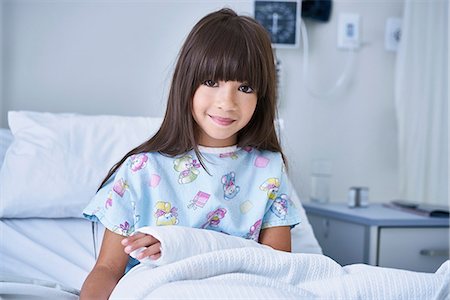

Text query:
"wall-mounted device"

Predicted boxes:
[[254, 0, 301, 48], [301, 0, 332, 22], [385, 17, 402, 52], [254, 0, 332, 48], [338, 13, 360, 49]]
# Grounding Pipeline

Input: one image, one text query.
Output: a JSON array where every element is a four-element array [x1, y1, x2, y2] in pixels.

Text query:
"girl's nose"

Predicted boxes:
[[217, 86, 237, 111]]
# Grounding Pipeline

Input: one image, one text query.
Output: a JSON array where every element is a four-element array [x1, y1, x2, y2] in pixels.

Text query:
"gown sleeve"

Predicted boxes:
[[261, 162, 301, 230], [83, 156, 143, 236]]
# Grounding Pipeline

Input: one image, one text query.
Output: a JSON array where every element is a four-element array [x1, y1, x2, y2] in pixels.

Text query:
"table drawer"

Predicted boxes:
[[378, 227, 449, 272], [308, 214, 367, 266]]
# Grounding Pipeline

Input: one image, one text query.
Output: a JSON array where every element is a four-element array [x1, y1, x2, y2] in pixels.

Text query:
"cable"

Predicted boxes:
[[300, 19, 356, 99]]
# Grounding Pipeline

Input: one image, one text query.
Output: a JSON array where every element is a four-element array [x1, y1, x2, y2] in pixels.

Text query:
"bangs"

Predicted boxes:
[[192, 20, 269, 96]]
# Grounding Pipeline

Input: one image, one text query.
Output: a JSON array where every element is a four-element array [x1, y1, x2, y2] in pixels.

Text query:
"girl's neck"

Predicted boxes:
[[197, 144, 238, 154]]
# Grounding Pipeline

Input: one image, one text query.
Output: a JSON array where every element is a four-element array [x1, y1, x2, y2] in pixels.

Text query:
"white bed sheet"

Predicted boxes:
[[0, 218, 103, 290]]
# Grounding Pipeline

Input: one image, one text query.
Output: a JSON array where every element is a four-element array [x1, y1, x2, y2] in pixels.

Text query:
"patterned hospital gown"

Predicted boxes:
[[83, 145, 300, 259]]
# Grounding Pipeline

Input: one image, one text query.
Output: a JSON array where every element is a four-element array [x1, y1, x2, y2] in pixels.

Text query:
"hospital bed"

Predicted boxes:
[[0, 111, 447, 299]]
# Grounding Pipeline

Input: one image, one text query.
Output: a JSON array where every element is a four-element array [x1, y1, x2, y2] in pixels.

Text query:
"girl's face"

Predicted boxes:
[[192, 80, 257, 147]]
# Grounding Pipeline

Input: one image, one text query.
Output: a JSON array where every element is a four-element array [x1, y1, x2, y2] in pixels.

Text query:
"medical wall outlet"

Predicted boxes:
[[385, 17, 402, 52], [337, 13, 360, 49]]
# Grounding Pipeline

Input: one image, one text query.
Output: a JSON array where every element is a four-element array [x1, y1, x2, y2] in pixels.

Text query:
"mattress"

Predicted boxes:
[[0, 218, 104, 290]]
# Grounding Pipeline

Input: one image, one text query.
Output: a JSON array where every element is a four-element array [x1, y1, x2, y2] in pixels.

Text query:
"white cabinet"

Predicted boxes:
[[304, 202, 449, 272], [308, 215, 367, 266], [378, 227, 449, 272]]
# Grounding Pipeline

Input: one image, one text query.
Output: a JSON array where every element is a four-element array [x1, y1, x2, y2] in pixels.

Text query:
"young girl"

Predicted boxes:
[[80, 8, 300, 299]]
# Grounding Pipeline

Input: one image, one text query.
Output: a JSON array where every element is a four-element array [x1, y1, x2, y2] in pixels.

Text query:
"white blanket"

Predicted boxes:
[[111, 226, 449, 299]]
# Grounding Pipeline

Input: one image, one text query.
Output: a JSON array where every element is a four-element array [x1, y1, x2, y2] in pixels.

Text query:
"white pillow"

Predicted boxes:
[[0, 128, 13, 170], [0, 111, 163, 218]]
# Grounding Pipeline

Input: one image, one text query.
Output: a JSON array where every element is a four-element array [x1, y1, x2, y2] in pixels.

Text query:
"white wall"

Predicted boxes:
[[1, 0, 406, 204], [278, 0, 403, 203], [2, 0, 252, 120]]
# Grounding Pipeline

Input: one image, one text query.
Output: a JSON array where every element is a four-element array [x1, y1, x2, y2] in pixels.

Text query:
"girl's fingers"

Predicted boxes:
[[122, 233, 157, 246], [121, 232, 147, 245], [123, 235, 160, 254], [149, 252, 161, 260], [136, 242, 162, 260]]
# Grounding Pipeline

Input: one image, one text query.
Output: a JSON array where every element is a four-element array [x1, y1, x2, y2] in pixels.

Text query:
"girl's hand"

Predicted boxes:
[[121, 232, 161, 260]]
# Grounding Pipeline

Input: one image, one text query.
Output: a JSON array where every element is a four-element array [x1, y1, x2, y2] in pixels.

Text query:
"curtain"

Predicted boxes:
[[395, 0, 448, 205], [395, 0, 449, 204]]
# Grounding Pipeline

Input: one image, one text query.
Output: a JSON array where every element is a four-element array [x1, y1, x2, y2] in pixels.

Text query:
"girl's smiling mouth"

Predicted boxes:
[[209, 115, 235, 126]]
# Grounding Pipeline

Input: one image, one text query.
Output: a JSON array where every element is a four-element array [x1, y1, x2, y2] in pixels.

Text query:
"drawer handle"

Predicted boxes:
[[322, 219, 330, 238], [419, 249, 449, 257]]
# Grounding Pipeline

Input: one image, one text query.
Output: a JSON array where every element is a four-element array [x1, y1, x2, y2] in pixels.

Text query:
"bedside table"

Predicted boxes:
[[303, 202, 449, 272]]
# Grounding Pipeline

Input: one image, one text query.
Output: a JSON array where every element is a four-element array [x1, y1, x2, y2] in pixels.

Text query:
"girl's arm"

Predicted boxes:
[[259, 226, 292, 252], [79, 229, 130, 300]]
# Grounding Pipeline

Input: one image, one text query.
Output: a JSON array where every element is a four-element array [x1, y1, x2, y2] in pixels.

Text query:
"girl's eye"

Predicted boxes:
[[238, 85, 254, 94], [203, 80, 218, 87]]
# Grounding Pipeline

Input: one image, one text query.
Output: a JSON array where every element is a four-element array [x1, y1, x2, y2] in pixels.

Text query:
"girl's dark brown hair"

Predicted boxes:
[[98, 8, 285, 190]]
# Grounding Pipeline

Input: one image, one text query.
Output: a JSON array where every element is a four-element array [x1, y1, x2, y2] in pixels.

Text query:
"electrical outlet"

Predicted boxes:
[[385, 17, 402, 51], [337, 13, 360, 49]]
